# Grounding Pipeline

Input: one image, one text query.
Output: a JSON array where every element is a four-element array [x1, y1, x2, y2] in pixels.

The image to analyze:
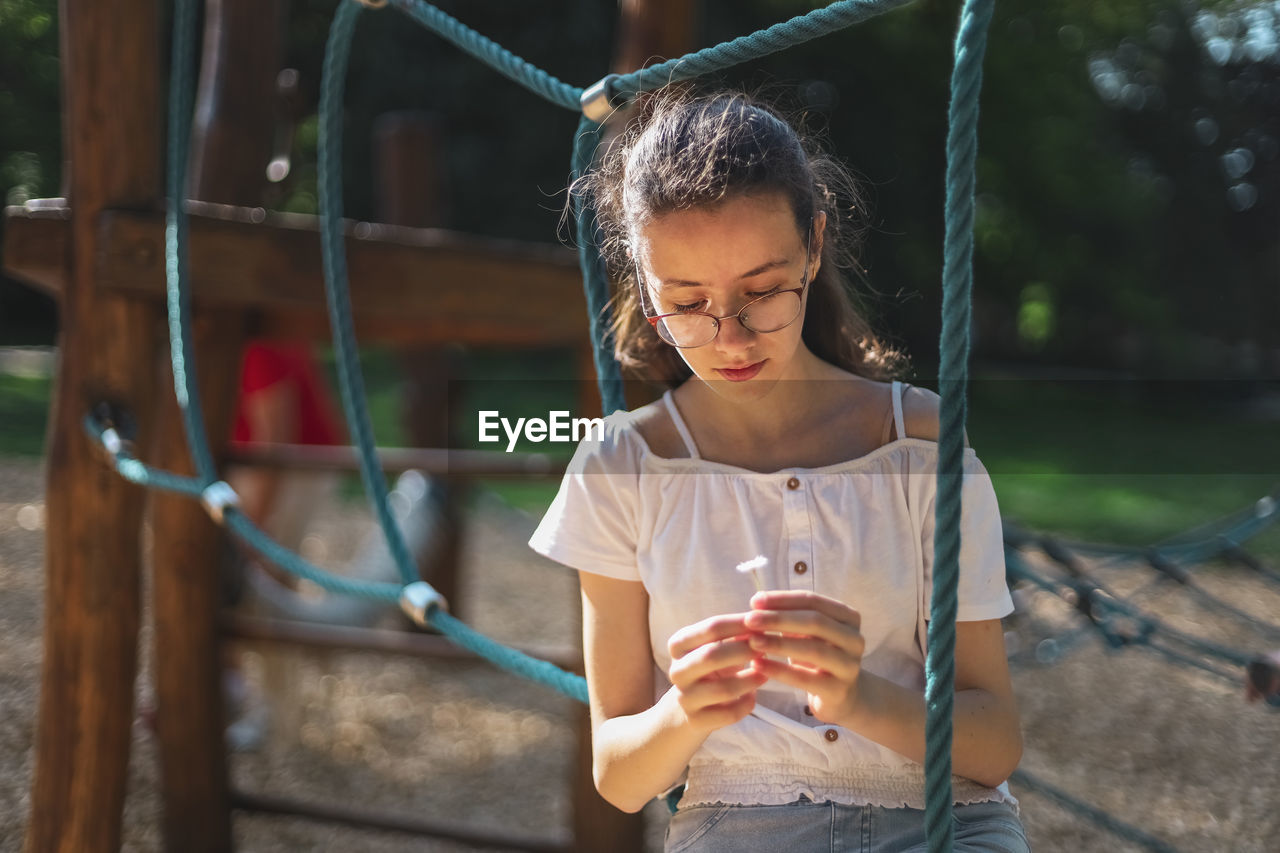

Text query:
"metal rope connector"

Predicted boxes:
[[580, 74, 621, 123], [90, 401, 137, 458], [399, 581, 447, 627], [200, 480, 240, 524], [100, 427, 124, 456]]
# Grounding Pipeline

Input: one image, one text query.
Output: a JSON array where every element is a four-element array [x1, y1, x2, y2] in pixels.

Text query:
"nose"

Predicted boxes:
[[714, 311, 756, 350]]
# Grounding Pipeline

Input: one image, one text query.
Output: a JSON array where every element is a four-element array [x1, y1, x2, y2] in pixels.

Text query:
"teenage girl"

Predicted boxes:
[[531, 89, 1030, 852]]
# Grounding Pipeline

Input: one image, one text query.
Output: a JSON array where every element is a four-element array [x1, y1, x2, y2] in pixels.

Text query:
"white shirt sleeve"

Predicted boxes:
[[917, 450, 1014, 623], [528, 414, 643, 581]]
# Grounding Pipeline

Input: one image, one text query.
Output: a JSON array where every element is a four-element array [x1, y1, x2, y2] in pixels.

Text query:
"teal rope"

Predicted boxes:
[[318, 1, 419, 588], [1005, 550, 1257, 668], [164, 0, 216, 485], [315, 1, 592, 696], [383, 0, 914, 421], [430, 611, 588, 703], [925, 0, 993, 849], [570, 115, 626, 416], [155, 0, 593, 699], [80, 416, 403, 602], [612, 0, 916, 100], [390, 0, 583, 110]]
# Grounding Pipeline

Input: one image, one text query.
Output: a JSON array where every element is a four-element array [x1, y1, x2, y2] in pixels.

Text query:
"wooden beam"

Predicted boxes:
[[24, 0, 162, 850], [224, 440, 567, 478], [2, 200, 592, 347], [1, 200, 69, 297], [222, 612, 581, 672]]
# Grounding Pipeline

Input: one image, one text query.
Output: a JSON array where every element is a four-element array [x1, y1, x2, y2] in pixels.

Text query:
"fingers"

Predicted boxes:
[[666, 613, 769, 731], [672, 663, 765, 731], [749, 657, 851, 721], [670, 636, 760, 686], [748, 590, 862, 632], [668, 613, 753, 660], [744, 602, 864, 656], [683, 686, 760, 730], [746, 632, 861, 681]]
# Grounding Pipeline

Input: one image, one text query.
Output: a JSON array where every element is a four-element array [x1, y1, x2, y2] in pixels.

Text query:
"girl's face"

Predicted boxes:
[[633, 192, 824, 399]]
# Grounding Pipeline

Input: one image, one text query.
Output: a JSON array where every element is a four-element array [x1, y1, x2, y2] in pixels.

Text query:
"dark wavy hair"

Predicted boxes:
[[575, 86, 910, 388]]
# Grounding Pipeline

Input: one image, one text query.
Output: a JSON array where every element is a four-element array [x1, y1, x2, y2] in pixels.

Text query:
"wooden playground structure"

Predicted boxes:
[[3, 0, 694, 850]]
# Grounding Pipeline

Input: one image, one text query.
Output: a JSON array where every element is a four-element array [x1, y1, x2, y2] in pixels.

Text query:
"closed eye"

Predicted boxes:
[[671, 300, 707, 313], [668, 285, 783, 313]]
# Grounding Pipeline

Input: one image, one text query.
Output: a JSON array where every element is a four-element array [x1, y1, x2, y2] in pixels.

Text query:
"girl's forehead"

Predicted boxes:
[[633, 195, 802, 270]]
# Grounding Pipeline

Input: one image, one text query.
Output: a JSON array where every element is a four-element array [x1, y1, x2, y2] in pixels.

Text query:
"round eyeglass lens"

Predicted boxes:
[[657, 315, 717, 347], [741, 291, 802, 333]]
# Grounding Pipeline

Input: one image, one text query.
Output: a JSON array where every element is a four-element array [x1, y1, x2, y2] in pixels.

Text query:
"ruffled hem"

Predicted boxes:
[[679, 762, 1018, 813]]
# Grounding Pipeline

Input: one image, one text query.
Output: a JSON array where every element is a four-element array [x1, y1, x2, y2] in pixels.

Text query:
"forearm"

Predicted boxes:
[[592, 687, 712, 813], [842, 672, 1023, 788]]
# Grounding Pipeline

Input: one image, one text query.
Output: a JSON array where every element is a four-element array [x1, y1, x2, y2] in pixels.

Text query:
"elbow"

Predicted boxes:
[[974, 728, 1023, 789], [593, 767, 649, 814]]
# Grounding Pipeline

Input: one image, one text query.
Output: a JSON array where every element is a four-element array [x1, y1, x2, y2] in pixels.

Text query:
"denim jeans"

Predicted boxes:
[[665, 797, 1030, 853]]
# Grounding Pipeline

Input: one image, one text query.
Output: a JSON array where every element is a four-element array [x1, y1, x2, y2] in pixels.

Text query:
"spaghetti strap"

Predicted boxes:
[[891, 380, 907, 442], [661, 389, 701, 459]]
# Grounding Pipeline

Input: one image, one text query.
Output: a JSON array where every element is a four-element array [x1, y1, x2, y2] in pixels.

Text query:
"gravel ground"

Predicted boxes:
[[2, 454, 1279, 852]]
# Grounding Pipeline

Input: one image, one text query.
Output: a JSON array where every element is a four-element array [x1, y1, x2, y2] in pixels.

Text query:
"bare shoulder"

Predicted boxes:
[[900, 385, 970, 447], [627, 396, 690, 459]]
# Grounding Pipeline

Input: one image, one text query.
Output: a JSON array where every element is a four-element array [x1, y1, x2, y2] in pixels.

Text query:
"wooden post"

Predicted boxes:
[[147, 1, 284, 850], [613, 0, 699, 75], [23, 1, 162, 851], [373, 111, 467, 612]]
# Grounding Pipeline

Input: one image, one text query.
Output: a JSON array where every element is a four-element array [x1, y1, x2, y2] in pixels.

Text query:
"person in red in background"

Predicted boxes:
[[228, 340, 344, 589], [223, 340, 344, 749]]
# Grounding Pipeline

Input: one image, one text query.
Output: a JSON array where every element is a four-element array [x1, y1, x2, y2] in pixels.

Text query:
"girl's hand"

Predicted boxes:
[[744, 591, 866, 724], [666, 613, 768, 733]]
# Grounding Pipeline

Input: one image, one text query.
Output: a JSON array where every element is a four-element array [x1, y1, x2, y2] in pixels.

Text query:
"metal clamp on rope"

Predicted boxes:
[[90, 401, 137, 459], [201, 480, 240, 524], [580, 74, 621, 123], [100, 427, 124, 456], [399, 581, 447, 627]]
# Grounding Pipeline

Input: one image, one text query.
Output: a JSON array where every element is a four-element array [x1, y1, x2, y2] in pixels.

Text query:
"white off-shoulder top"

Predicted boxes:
[[529, 380, 1017, 810]]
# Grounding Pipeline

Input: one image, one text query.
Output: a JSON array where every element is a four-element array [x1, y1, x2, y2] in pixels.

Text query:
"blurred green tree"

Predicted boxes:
[[0, 0, 61, 342]]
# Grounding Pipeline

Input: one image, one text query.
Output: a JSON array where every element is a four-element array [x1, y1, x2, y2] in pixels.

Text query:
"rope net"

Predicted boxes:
[[96, 0, 1016, 849]]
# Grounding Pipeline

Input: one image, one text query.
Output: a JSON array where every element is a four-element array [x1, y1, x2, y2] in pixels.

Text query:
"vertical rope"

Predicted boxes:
[[570, 115, 626, 416], [925, 0, 994, 850], [317, 0, 420, 586], [163, 0, 216, 484]]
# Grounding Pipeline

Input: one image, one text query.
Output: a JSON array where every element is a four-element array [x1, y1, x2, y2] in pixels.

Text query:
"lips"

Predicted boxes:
[[716, 360, 765, 382]]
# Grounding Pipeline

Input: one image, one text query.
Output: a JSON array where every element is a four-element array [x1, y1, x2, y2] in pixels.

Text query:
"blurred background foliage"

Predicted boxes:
[[1, 0, 1277, 376]]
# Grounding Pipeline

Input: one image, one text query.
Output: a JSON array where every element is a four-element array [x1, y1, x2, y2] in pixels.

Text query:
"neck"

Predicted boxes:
[[685, 347, 842, 444]]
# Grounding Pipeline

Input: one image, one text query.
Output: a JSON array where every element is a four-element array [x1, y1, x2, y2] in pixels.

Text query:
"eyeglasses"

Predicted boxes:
[[635, 225, 814, 349]]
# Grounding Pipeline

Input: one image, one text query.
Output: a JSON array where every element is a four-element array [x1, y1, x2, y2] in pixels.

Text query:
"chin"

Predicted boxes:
[[699, 374, 782, 403]]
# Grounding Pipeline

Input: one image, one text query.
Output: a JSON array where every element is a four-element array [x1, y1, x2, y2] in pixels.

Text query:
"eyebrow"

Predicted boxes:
[[657, 258, 791, 289]]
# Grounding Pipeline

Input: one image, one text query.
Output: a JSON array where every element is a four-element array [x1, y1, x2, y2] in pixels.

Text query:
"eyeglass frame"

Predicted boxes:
[[634, 222, 815, 349]]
